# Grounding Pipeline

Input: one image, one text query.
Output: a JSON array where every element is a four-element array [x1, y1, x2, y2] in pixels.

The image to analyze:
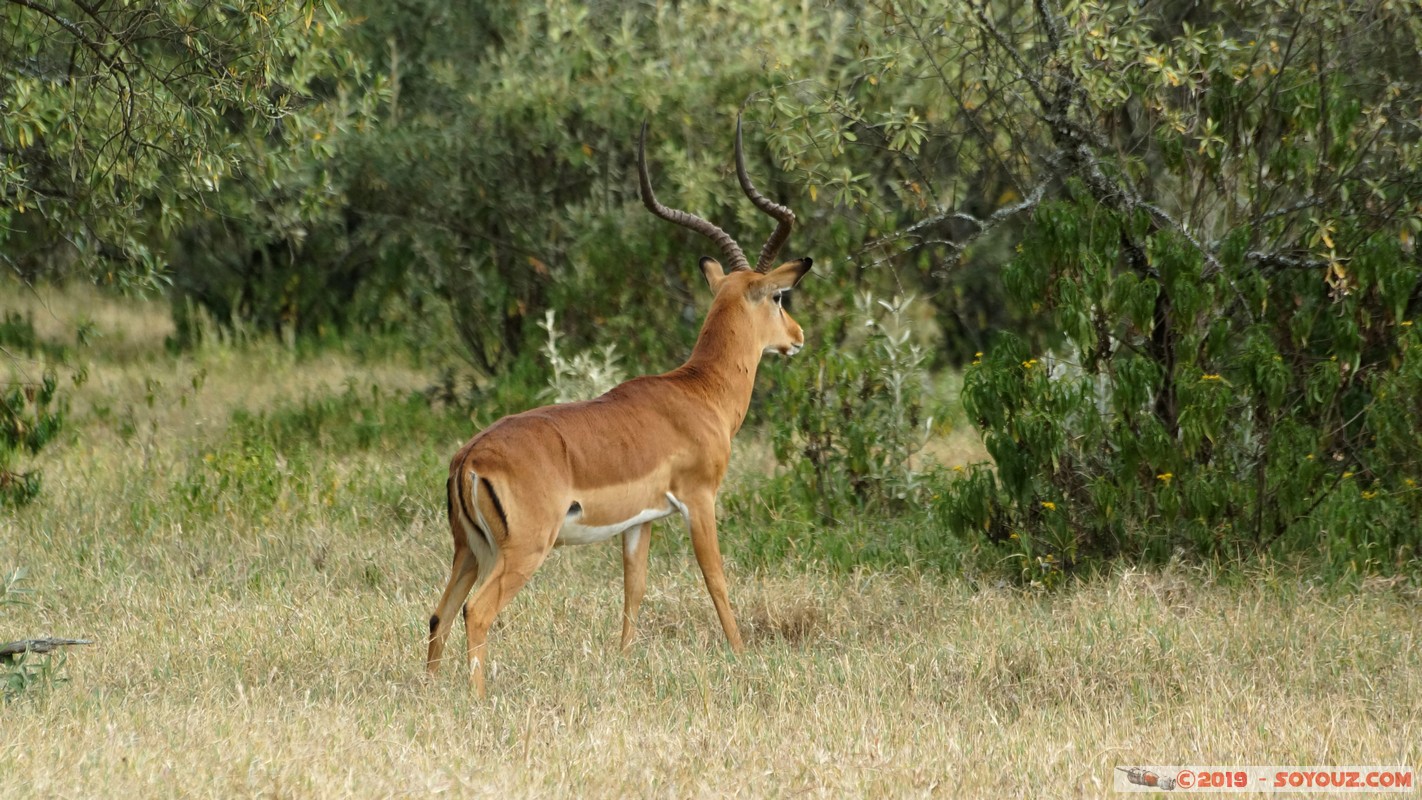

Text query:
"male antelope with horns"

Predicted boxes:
[[426, 119, 811, 696]]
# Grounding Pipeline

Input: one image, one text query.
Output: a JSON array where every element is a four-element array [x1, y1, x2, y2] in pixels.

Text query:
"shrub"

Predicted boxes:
[[1, 368, 65, 508], [538, 310, 624, 404], [843, 0, 1422, 584], [769, 293, 935, 523], [937, 204, 1422, 585]]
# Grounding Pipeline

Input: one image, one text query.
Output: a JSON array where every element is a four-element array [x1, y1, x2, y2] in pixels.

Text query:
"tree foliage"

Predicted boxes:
[[331, 0, 893, 375], [851, 0, 1422, 579], [1, 0, 373, 292]]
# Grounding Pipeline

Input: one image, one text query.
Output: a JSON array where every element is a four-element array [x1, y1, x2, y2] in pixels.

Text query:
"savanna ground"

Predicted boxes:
[[2, 287, 1419, 798]]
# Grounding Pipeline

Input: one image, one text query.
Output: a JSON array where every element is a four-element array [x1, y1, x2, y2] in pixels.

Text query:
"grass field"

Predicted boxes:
[[3, 288, 1419, 797]]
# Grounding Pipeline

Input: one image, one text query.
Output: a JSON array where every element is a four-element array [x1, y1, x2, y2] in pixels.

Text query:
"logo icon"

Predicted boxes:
[[1119, 767, 1178, 791]]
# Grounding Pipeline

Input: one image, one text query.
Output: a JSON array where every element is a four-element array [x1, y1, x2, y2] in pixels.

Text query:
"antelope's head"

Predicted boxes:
[[638, 119, 812, 358]]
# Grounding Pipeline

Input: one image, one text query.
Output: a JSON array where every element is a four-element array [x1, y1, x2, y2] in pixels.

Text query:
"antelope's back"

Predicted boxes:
[[458, 382, 702, 488]]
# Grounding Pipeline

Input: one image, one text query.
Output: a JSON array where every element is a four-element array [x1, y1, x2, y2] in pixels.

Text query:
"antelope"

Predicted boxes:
[[425, 119, 812, 697]]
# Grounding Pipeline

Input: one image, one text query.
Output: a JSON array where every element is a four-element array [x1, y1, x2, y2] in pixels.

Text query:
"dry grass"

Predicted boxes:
[[2, 280, 176, 358], [2, 291, 1419, 798], [2, 284, 433, 450]]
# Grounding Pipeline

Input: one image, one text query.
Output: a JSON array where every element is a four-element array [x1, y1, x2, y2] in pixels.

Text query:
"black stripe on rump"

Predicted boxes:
[[480, 476, 508, 532], [445, 476, 454, 522]]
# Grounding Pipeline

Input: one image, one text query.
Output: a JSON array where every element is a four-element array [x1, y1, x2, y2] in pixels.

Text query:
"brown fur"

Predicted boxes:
[[426, 259, 812, 696]]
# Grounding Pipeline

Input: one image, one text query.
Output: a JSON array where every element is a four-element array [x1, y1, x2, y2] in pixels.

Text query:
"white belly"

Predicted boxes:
[[555, 493, 687, 546]]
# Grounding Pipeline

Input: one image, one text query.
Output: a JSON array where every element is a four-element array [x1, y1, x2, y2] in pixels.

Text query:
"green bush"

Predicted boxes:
[[1, 371, 65, 508], [768, 293, 935, 523], [177, 438, 303, 523], [938, 204, 1422, 585], [819, 0, 1422, 584], [538, 310, 624, 404]]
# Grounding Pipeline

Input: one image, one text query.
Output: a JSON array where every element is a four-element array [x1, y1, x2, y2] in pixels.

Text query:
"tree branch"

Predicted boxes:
[[0, 637, 93, 660], [1245, 250, 1328, 271], [857, 180, 1049, 271], [5, 0, 127, 74]]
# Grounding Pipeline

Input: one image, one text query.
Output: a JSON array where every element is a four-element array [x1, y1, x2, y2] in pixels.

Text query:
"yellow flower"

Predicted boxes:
[[952, 465, 965, 473], [1402, 321, 1413, 328], [1305, 453, 1315, 461], [1040, 501, 1056, 511], [1342, 471, 1355, 479], [1361, 490, 1379, 500], [1022, 359, 1040, 370], [1404, 478, 1416, 488], [1201, 374, 1222, 382], [1156, 472, 1173, 485]]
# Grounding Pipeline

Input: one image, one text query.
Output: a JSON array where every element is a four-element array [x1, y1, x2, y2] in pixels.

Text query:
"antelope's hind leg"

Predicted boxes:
[[462, 532, 554, 698], [426, 543, 480, 675]]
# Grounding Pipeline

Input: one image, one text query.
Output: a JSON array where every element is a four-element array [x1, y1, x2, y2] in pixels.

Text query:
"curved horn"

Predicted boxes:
[[735, 116, 796, 272], [638, 121, 750, 272]]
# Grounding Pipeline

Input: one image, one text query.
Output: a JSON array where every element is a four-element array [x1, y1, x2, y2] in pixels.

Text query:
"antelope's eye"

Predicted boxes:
[[774, 290, 791, 311]]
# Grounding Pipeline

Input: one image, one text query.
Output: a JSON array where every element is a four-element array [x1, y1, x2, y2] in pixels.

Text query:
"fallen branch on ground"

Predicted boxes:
[[0, 638, 93, 662]]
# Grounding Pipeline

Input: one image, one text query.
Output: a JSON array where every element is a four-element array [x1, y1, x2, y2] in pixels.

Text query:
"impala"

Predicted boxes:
[[426, 119, 812, 696]]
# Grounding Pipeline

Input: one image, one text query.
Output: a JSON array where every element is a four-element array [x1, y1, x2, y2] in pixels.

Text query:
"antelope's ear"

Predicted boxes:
[[699, 256, 727, 292], [754, 257, 813, 297]]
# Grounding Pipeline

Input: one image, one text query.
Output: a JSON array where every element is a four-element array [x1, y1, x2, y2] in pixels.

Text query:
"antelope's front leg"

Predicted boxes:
[[620, 521, 654, 650], [685, 494, 744, 653]]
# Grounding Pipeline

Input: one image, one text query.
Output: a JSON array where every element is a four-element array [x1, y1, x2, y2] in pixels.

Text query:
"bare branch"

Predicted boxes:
[[857, 180, 1049, 272], [1245, 251, 1329, 271], [0, 637, 93, 660], [1033, 0, 1064, 53], [968, 0, 1053, 109], [1256, 196, 1329, 225]]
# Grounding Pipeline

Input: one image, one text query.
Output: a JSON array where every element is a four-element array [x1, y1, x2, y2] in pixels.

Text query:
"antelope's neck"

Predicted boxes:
[[672, 303, 761, 437]]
